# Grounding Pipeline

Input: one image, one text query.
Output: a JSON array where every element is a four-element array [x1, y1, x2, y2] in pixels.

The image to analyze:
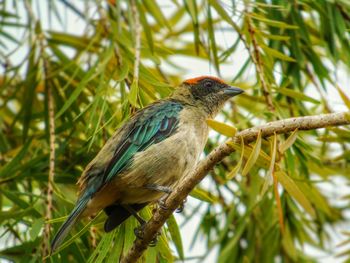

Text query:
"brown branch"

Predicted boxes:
[[121, 111, 350, 263]]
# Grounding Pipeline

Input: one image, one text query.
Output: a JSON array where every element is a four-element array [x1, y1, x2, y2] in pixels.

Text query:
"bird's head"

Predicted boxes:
[[173, 76, 244, 117]]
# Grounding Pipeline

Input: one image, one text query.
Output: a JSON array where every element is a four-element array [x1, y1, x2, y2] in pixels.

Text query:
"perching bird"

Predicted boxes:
[[51, 76, 243, 252]]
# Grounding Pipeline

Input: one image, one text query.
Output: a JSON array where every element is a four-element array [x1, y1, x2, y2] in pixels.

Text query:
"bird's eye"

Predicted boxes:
[[204, 80, 213, 88]]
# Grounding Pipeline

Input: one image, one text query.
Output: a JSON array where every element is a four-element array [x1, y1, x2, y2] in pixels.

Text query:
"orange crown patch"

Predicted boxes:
[[183, 76, 226, 85]]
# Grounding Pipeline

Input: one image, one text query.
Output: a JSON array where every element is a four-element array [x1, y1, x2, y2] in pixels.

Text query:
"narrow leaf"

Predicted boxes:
[[206, 119, 237, 137], [242, 130, 262, 176], [128, 81, 139, 107], [276, 171, 316, 217], [262, 44, 296, 62], [190, 187, 216, 203], [336, 85, 350, 110], [277, 88, 320, 104], [279, 128, 298, 154], [166, 215, 184, 260], [261, 133, 277, 196], [227, 136, 245, 179]]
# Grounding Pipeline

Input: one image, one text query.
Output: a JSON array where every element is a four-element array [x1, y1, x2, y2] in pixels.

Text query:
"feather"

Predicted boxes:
[[51, 197, 89, 253], [103, 203, 147, 232]]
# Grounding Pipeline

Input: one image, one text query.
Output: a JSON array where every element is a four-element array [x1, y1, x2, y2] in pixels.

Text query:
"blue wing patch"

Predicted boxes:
[[104, 100, 183, 182]]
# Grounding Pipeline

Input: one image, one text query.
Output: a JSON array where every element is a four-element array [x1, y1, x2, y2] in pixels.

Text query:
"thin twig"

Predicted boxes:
[[37, 27, 56, 258], [130, 0, 141, 112], [42, 60, 56, 259], [246, 14, 275, 111], [121, 111, 350, 263]]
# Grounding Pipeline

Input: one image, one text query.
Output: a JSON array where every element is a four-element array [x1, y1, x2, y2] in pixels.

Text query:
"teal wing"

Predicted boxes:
[[82, 100, 183, 198]]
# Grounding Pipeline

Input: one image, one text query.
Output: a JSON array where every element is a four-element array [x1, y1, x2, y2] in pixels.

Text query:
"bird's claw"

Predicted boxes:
[[149, 233, 160, 247], [158, 197, 187, 212], [158, 198, 168, 210], [176, 198, 187, 213], [134, 223, 145, 239], [133, 223, 160, 247]]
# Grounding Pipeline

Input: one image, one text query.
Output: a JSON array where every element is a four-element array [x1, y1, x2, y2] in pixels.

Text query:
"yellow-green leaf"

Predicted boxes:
[[248, 13, 298, 29], [277, 88, 320, 104], [128, 81, 139, 107], [262, 44, 296, 62], [166, 214, 184, 260], [276, 171, 316, 217], [242, 130, 262, 176], [260, 32, 290, 41], [190, 187, 217, 203], [208, 0, 239, 30], [227, 136, 245, 179], [207, 119, 237, 137], [113, 62, 129, 81], [261, 133, 277, 196], [336, 85, 350, 110], [279, 128, 298, 154]]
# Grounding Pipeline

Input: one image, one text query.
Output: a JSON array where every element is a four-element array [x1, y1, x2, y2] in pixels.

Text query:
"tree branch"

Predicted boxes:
[[121, 112, 350, 263]]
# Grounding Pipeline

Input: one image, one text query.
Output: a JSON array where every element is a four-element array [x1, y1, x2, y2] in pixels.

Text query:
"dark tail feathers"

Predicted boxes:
[[50, 198, 89, 254]]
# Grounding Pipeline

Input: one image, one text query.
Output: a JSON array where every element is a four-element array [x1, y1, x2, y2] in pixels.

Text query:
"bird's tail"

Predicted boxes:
[[50, 197, 89, 254]]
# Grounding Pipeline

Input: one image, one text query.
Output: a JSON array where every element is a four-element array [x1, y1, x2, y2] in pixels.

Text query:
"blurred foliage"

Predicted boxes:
[[0, 0, 350, 262]]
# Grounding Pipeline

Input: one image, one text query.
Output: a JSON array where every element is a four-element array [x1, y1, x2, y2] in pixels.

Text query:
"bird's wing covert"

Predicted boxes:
[[81, 100, 183, 198]]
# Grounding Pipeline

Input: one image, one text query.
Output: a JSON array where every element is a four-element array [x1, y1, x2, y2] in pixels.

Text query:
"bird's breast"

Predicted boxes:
[[117, 108, 208, 204]]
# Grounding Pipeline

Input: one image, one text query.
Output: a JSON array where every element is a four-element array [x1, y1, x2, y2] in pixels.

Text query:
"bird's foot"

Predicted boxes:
[[176, 197, 187, 213], [157, 195, 169, 210], [133, 223, 160, 247], [157, 197, 187, 212], [144, 184, 173, 194], [134, 223, 146, 239]]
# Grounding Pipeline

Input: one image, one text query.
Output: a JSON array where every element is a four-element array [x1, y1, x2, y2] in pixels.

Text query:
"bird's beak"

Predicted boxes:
[[223, 86, 244, 96]]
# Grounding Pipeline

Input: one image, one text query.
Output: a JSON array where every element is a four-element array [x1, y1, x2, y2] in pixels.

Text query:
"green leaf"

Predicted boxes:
[[206, 119, 237, 137], [336, 85, 350, 110], [279, 129, 298, 154], [0, 139, 32, 178], [248, 13, 299, 29], [49, 213, 101, 257], [30, 218, 44, 241], [261, 133, 277, 196], [143, 0, 171, 30], [113, 62, 129, 81], [276, 171, 316, 217], [190, 187, 216, 203], [261, 45, 296, 62], [137, 2, 154, 54], [242, 130, 262, 176], [277, 87, 320, 104], [184, 0, 200, 54], [207, 6, 220, 74], [227, 136, 245, 179], [55, 46, 114, 118], [208, 0, 239, 30], [128, 81, 139, 107], [166, 215, 184, 260]]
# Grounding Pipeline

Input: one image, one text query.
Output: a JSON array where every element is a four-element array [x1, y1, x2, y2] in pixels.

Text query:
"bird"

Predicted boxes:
[[50, 76, 243, 253]]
